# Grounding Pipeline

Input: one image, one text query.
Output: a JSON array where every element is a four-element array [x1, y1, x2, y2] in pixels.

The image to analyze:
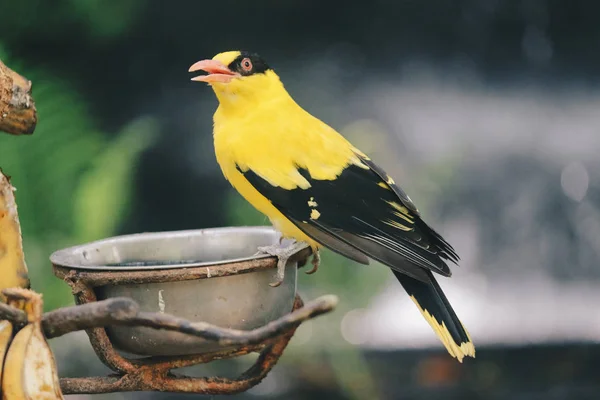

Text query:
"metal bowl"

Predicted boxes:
[[50, 226, 298, 356]]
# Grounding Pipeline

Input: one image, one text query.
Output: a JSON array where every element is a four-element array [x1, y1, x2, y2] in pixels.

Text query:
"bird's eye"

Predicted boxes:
[[241, 58, 253, 72]]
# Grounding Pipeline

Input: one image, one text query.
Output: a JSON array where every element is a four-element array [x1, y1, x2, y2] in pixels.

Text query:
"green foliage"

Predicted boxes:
[[74, 117, 158, 242], [0, 0, 142, 42], [67, 0, 143, 40], [0, 51, 157, 311], [0, 60, 103, 239]]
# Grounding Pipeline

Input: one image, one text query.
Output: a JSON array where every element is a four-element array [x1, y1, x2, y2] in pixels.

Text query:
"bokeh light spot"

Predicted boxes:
[[561, 162, 589, 202]]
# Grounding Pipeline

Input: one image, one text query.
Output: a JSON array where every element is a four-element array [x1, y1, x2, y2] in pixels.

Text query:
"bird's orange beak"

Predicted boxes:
[[188, 59, 240, 83]]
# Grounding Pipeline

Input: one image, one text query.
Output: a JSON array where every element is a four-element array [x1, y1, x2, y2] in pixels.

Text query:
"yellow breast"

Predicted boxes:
[[213, 104, 318, 248], [210, 74, 364, 250]]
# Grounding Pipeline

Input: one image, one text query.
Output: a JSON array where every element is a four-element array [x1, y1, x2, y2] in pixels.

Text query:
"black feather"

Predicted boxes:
[[237, 157, 458, 281], [394, 270, 471, 347], [288, 217, 370, 265]]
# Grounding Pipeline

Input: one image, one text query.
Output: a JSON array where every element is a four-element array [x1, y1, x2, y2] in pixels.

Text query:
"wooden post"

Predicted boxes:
[[0, 58, 36, 294], [0, 59, 37, 135]]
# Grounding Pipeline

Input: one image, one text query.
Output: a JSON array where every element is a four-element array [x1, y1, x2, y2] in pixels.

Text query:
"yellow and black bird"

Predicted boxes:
[[189, 51, 475, 362]]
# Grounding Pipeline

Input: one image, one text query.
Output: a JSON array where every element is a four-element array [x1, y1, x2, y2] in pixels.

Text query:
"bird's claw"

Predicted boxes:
[[268, 257, 287, 287], [269, 278, 283, 288], [305, 250, 320, 275], [256, 241, 310, 287]]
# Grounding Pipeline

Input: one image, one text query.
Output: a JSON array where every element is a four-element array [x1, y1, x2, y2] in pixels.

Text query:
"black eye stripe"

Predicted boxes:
[[227, 52, 271, 76]]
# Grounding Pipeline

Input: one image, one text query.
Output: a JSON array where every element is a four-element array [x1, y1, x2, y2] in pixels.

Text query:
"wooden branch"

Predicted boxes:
[[0, 172, 30, 295], [0, 59, 37, 135], [0, 294, 338, 344]]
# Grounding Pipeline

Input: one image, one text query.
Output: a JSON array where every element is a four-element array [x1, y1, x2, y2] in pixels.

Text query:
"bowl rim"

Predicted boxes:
[[50, 226, 279, 271]]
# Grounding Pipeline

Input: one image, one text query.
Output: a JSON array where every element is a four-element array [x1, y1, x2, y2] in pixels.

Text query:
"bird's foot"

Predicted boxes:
[[305, 249, 320, 275], [257, 241, 311, 287]]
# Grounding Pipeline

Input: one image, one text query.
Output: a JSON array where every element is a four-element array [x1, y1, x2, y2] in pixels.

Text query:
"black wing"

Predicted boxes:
[[238, 157, 459, 283]]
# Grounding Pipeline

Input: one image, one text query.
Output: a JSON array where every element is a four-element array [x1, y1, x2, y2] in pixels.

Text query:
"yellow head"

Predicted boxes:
[[189, 51, 284, 106]]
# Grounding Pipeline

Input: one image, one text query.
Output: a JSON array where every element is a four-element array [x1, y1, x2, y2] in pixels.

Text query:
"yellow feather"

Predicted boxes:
[[212, 51, 243, 66], [393, 211, 414, 224], [382, 201, 416, 225], [383, 219, 412, 231], [386, 201, 413, 219], [409, 295, 476, 362], [310, 209, 321, 220]]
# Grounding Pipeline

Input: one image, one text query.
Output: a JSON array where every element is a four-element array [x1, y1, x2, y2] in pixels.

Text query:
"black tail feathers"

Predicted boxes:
[[394, 270, 475, 362]]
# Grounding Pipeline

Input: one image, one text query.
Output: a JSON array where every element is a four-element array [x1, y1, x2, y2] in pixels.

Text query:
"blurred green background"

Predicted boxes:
[[1, 1, 600, 399]]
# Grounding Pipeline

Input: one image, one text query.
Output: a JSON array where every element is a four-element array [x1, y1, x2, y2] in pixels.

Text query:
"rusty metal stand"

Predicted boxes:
[[0, 259, 337, 395], [59, 296, 306, 395]]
